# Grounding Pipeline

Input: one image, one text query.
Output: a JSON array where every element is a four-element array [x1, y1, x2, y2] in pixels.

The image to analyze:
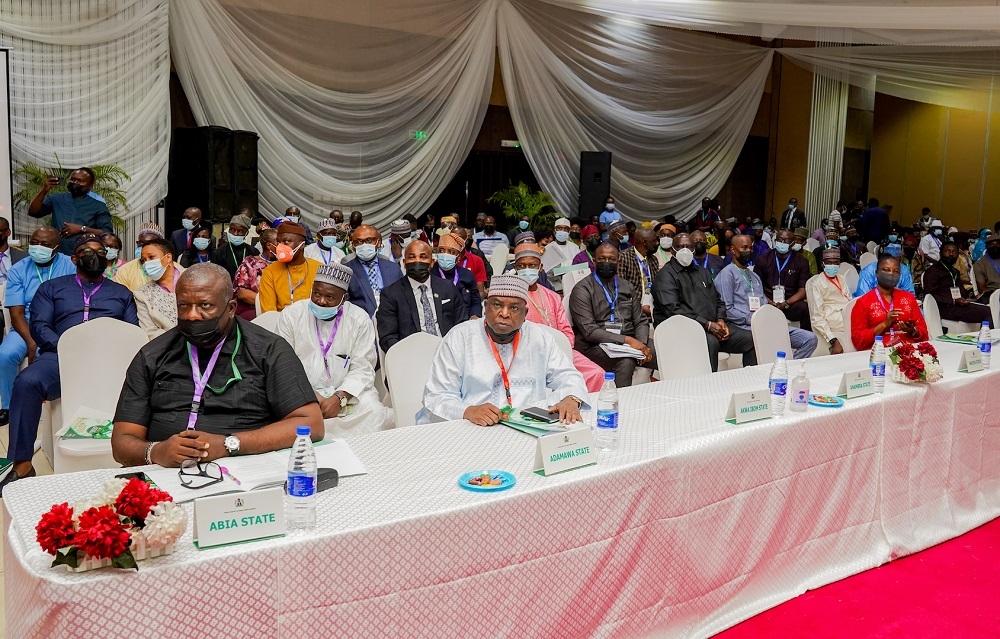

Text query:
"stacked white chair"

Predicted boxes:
[[54, 318, 148, 473], [384, 332, 442, 428], [751, 304, 793, 366], [653, 315, 712, 378]]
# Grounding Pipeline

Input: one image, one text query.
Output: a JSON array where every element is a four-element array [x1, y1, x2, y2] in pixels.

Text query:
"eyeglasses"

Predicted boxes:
[[351, 237, 380, 247], [75, 247, 108, 257], [178, 460, 223, 489]]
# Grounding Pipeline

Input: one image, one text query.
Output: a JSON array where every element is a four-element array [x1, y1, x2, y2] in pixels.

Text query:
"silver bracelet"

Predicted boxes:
[[144, 441, 157, 465]]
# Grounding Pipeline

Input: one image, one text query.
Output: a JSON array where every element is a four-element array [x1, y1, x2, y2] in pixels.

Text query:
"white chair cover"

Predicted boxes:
[[991, 289, 1000, 330], [859, 252, 877, 270], [923, 293, 979, 337], [385, 331, 442, 428], [251, 310, 281, 334], [866, 241, 878, 254], [839, 263, 859, 296], [488, 246, 509, 280], [751, 304, 793, 366], [653, 315, 712, 379], [561, 268, 589, 320], [534, 322, 573, 361], [841, 297, 859, 353]]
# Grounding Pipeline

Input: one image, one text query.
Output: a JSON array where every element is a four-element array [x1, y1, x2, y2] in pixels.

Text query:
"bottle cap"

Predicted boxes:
[[777, 351, 786, 358], [604, 372, 615, 380], [875, 335, 883, 342], [296, 425, 311, 436], [984, 321, 990, 326]]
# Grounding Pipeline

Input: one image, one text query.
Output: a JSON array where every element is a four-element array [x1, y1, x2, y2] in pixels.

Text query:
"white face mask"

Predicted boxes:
[[788, 204, 796, 211], [675, 247, 694, 267], [659, 236, 673, 250]]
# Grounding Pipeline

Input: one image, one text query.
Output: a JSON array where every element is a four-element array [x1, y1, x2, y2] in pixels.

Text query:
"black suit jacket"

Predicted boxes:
[[169, 227, 215, 257], [376, 275, 468, 353], [780, 208, 807, 231], [9, 247, 27, 265]]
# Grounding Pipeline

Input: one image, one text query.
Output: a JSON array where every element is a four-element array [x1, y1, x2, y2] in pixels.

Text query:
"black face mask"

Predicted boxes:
[[178, 316, 231, 349], [876, 271, 901, 290], [78, 253, 106, 276], [67, 182, 85, 197], [903, 247, 917, 259], [570, 231, 581, 239], [735, 251, 753, 266], [988, 247, 1000, 259], [485, 321, 518, 344], [595, 262, 617, 279], [693, 241, 707, 255], [587, 238, 602, 253], [484, 225, 496, 234], [405, 262, 431, 282], [942, 255, 958, 267]]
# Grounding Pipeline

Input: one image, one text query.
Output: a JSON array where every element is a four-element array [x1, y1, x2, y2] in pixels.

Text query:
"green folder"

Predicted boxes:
[[500, 409, 573, 438]]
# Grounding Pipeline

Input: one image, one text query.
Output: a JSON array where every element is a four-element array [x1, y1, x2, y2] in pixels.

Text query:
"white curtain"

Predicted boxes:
[[0, 0, 170, 229], [537, 0, 1000, 46], [497, 0, 773, 222], [170, 0, 496, 229], [804, 70, 849, 228]]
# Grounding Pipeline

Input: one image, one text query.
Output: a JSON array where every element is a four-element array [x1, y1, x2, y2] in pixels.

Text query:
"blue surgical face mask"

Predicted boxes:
[[193, 237, 210, 251], [134, 246, 142, 259], [286, 215, 300, 225], [517, 268, 539, 286], [620, 233, 629, 244], [888, 234, 898, 243], [181, 219, 196, 231], [555, 230, 570, 243], [823, 264, 840, 278], [227, 232, 246, 246], [519, 220, 529, 230], [775, 241, 790, 254], [142, 256, 167, 281], [839, 235, 848, 242], [105, 248, 119, 261], [29, 245, 54, 264], [320, 235, 338, 249], [436, 253, 457, 270], [605, 204, 614, 211], [355, 244, 378, 261], [934, 228, 943, 236], [308, 300, 340, 321]]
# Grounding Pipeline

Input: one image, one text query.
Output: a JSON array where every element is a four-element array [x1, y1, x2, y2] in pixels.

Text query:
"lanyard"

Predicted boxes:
[[34, 262, 54, 284], [286, 265, 308, 302], [185, 327, 243, 429], [775, 253, 791, 275], [322, 248, 335, 265], [738, 267, 755, 294], [157, 268, 179, 293], [314, 308, 344, 379], [945, 265, 958, 287], [197, 252, 209, 263], [460, 255, 469, 270], [526, 289, 550, 324], [824, 274, 848, 299], [488, 330, 520, 408], [75, 275, 104, 321], [438, 266, 459, 286], [228, 242, 245, 268], [635, 251, 651, 289], [593, 273, 619, 322], [696, 255, 709, 270], [988, 256, 1000, 277], [876, 290, 896, 339]]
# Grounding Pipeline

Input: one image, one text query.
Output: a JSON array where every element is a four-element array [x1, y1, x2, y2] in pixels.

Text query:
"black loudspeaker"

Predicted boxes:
[[579, 151, 612, 218], [167, 126, 259, 229]]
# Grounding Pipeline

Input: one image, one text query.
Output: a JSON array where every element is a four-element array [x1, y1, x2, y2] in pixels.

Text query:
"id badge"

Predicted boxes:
[[772, 285, 785, 304], [950, 286, 962, 301], [748, 296, 762, 311], [604, 321, 623, 335]]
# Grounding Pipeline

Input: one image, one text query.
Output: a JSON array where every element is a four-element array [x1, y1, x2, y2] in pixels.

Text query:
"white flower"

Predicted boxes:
[[142, 501, 187, 548], [74, 478, 128, 515]]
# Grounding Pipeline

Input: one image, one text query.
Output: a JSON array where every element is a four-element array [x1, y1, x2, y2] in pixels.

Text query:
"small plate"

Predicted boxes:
[[458, 470, 517, 492], [809, 394, 845, 408]]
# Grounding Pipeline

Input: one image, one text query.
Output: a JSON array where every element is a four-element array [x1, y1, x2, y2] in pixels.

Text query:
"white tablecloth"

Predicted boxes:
[[5, 343, 999, 639]]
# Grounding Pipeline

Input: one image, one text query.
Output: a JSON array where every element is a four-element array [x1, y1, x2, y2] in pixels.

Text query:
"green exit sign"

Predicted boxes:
[[409, 130, 429, 140]]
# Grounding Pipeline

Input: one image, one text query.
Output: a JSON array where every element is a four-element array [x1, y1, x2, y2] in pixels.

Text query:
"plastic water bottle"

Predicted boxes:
[[768, 352, 788, 416], [870, 336, 886, 394], [789, 364, 810, 413], [286, 425, 317, 530], [978, 321, 992, 368], [595, 372, 620, 451]]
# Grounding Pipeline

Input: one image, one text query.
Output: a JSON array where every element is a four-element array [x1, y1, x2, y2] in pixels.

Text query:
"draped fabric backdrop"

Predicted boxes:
[[169, 0, 496, 230], [804, 72, 849, 229], [0, 0, 170, 236]]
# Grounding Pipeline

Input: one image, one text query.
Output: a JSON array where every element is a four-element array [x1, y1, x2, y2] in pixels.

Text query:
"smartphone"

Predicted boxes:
[[115, 471, 151, 483], [520, 407, 558, 424]]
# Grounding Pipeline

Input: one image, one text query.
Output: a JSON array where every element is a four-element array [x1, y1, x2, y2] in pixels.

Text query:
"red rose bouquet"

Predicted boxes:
[[888, 342, 943, 383]]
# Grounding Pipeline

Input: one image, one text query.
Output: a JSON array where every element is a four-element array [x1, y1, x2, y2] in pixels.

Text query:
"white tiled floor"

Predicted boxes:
[[1, 426, 53, 639]]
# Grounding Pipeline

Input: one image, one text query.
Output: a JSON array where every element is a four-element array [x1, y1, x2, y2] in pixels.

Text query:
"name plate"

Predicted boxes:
[[193, 487, 285, 549], [958, 349, 984, 373], [533, 424, 597, 476], [725, 390, 772, 424], [837, 369, 874, 398]]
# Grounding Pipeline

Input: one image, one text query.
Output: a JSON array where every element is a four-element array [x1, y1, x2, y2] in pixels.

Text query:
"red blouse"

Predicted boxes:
[[851, 287, 928, 350]]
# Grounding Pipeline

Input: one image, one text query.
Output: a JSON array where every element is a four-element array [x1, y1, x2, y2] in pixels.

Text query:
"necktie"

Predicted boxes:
[[365, 261, 379, 292], [419, 284, 438, 335], [186, 231, 192, 248]]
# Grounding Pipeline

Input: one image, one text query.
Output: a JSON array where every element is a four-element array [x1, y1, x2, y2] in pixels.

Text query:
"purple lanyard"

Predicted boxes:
[[315, 308, 344, 377], [75, 275, 104, 322], [877, 291, 895, 339], [187, 340, 227, 430], [438, 266, 459, 285], [157, 268, 179, 293]]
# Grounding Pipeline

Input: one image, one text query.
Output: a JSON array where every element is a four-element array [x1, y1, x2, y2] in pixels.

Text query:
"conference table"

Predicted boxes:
[[5, 341, 1000, 639]]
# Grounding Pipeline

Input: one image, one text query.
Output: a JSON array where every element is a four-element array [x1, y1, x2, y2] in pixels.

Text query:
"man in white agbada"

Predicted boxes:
[[540, 217, 582, 293], [277, 262, 392, 436], [422, 274, 589, 426]]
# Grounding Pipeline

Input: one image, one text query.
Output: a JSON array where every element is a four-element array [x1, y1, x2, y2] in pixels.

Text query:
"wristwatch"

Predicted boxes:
[[334, 390, 350, 404], [565, 395, 583, 408], [224, 435, 241, 455], [829, 337, 838, 347]]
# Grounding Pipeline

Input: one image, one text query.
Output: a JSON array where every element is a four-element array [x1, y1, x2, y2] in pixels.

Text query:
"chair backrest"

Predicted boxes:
[[654, 315, 712, 378], [867, 241, 878, 254], [534, 323, 573, 360], [488, 245, 509, 277], [751, 304, 793, 366], [805, 238, 820, 252], [923, 294, 944, 338], [385, 331, 442, 427], [991, 289, 1000, 330], [561, 268, 589, 320], [254, 293, 262, 316], [859, 252, 877, 270], [840, 297, 859, 352], [58, 318, 148, 430], [251, 310, 281, 334], [839, 262, 859, 295], [0, 281, 8, 336]]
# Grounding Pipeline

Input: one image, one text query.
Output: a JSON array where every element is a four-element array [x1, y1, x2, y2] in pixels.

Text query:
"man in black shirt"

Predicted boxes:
[[211, 213, 258, 279], [651, 233, 756, 372], [112, 263, 322, 467]]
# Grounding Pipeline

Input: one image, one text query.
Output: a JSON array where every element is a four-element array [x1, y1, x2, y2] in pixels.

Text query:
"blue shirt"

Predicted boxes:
[[30, 273, 138, 353], [715, 263, 765, 329], [3, 254, 75, 320], [599, 210, 623, 239], [854, 262, 915, 298], [36, 192, 113, 255], [472, 231, 508, 256]]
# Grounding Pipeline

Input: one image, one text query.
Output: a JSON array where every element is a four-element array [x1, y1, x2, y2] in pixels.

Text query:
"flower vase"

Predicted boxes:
[[67, 533, 176, 572]]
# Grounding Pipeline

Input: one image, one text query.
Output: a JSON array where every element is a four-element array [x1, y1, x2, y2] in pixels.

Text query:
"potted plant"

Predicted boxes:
[[13, 159, 131, 233], [487, 181, 559, 232]]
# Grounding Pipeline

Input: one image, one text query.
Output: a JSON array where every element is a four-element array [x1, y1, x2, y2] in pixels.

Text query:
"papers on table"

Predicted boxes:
[[550, 262, 590, 276], [936, 332, 1000, 345], [599, 342, 645, 359], [144, 438, 368, 503], [500, 408, 575, 438]]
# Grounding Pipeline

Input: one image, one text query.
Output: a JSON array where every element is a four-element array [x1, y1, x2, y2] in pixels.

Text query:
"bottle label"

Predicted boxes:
[[596, 409, 619, 430], [871, 363, 885, 377], [287, 475, 316, 497], [794, 390, 808, 404], [769, 380, 787, 397], [980, 342, 992, 354]]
